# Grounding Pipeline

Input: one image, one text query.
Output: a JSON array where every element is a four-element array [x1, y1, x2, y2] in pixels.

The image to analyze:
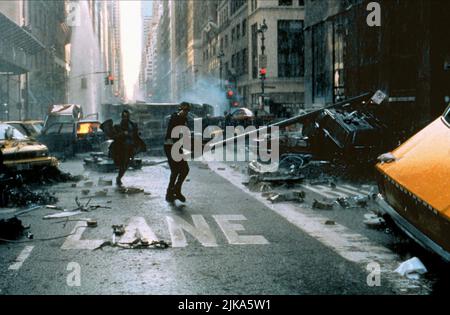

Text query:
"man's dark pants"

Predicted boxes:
[[164, 144, 189, 195], [117, 145, 134, 180]]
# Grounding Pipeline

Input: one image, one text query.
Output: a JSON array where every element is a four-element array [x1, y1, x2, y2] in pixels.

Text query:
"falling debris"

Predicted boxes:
[[324, 220, 336, 226], [395, 257, 428, 280]]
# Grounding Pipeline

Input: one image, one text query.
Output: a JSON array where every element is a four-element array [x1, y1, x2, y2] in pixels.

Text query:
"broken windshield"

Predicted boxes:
[[0, 124, 27, 141]]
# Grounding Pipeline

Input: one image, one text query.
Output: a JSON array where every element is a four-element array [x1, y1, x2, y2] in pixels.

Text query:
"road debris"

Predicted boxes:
[[324, 220, 336, 225], [98, 178, 113, 186], [5, 187, 57, 207], [268, 191, 305, 203], [363, 213, 386, 229], [94, 238, 171, 250], [0, 217, 25, 240], [377, 152, 396, 164], [112, 225, 125, 236], [43, 211, 83, 220], [312, 199, 334, 210], [395, 257, 428, 280], [117, 187, 144, 195]]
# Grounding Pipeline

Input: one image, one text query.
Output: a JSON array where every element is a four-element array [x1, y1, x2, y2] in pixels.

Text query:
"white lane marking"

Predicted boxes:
[[61, 221, 104, 250], [9, 246, 34, 271], [341, 184, 371, 195], [207, 162, 429, 293], [333, 186, 366, 197], [213, 215, 269, 245], [301, 184, 348, 199], [166, 215, 218, 247], [119, 217, 158, 244]]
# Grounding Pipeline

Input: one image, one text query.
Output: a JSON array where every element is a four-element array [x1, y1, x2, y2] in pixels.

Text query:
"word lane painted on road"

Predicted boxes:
[[61, 215, 269, 250]]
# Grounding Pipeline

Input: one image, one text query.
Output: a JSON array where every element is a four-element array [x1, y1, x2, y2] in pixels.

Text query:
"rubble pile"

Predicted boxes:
[[5, 186, 58, 207]]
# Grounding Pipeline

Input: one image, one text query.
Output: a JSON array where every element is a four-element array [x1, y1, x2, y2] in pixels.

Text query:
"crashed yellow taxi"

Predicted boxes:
[[0, 123, 57, 172], [376, 107, 450, 262]]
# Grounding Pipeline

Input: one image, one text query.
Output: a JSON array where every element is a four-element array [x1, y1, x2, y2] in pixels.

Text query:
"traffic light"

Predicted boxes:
[[105, 74, 114, 85], [226, 90, 234, 99], [232, 101, 239, 107], [259, 68, 267, 80]]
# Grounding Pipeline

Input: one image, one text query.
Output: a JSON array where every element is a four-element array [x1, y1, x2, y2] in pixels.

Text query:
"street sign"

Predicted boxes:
[[259, 55, 267, 68]]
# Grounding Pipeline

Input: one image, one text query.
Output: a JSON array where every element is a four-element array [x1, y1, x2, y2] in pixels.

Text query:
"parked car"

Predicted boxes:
[[376, 105, 450, 262], [0, 123, 57, 172], [4, 120, 44, 139]]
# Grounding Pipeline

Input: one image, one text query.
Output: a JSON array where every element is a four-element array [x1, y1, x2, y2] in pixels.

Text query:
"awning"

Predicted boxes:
[[0, 12, 45, 54]]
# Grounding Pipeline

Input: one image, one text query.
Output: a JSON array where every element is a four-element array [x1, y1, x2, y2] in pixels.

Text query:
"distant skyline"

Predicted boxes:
[[120, 0, 143, 101], [141, 0, 153, 17]]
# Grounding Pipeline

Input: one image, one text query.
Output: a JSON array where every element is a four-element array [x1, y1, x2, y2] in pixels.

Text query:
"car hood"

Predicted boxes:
[[376, 117, 450, 217], [1, 140, 49, 154]]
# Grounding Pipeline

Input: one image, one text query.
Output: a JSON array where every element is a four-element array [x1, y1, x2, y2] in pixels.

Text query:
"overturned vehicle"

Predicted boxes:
[[376, 106, 450, 263], [39, 105, 105, 156]]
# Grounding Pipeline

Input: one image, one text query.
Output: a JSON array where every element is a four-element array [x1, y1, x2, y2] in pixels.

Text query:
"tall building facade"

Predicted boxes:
[[153, 0, 305, 116], [304, 0, 450, 131], [0, 0, 69, 121], [153, 0, 172, 102]]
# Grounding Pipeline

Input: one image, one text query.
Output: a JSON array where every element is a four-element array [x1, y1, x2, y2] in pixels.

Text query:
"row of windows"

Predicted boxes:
[[221, 19, 247, 51], [230, 48, 249, 76], [279, 0, 305, 6]]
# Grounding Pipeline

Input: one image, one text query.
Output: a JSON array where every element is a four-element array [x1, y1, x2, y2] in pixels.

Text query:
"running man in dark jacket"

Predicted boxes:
[[164, 102, 190, 202]]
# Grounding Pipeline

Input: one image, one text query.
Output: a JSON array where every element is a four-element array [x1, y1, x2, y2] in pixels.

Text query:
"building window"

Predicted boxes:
[[251, 0, 258, 12], [312, 23, 326, 102], [279, 0, 293, 5], [242, 19, 247, 37], [278, 20, 304, 78], [236, 51, 241, 75], [236, 24, 240, 40], [299, 0, 305, 5], [230, 0, 245, 16], [231, 27, 235, 42], [243, 48, 248, 74], [251, 23, 258, 79], [220, 37, 224, 51], [333, 19, 346, 102], [225, 35, 229, 48]]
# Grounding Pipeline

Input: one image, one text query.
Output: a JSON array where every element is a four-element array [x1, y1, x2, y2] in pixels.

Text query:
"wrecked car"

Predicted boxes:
[[306, 108, 385, 162], [0, 123, 57, 173], [39, 105, 105, 156], [4, 120, 44, 139], [376, 105, 450, 262]]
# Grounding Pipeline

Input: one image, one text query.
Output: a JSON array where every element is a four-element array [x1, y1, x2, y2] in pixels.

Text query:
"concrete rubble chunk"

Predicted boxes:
[[395, 257, 428, 280], [312, 199, 334, 210], [98, 178, 113, 186], [363, 213, 386, 229]]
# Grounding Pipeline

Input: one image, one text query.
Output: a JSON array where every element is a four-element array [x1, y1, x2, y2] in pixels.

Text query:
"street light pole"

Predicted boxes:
[[218, 50, 224, 88], [257, 19, 268, 110]]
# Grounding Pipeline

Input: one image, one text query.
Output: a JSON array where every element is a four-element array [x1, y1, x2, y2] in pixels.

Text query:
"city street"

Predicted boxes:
[[0, 156, 445, 295]]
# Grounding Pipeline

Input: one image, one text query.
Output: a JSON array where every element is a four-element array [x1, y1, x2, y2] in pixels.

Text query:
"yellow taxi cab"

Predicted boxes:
[[376, 106, 450, 262], [0, 123, 57, 172]]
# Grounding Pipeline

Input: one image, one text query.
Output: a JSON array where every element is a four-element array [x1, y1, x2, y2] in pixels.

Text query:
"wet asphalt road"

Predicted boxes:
[[0, 157, 443, 295]]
